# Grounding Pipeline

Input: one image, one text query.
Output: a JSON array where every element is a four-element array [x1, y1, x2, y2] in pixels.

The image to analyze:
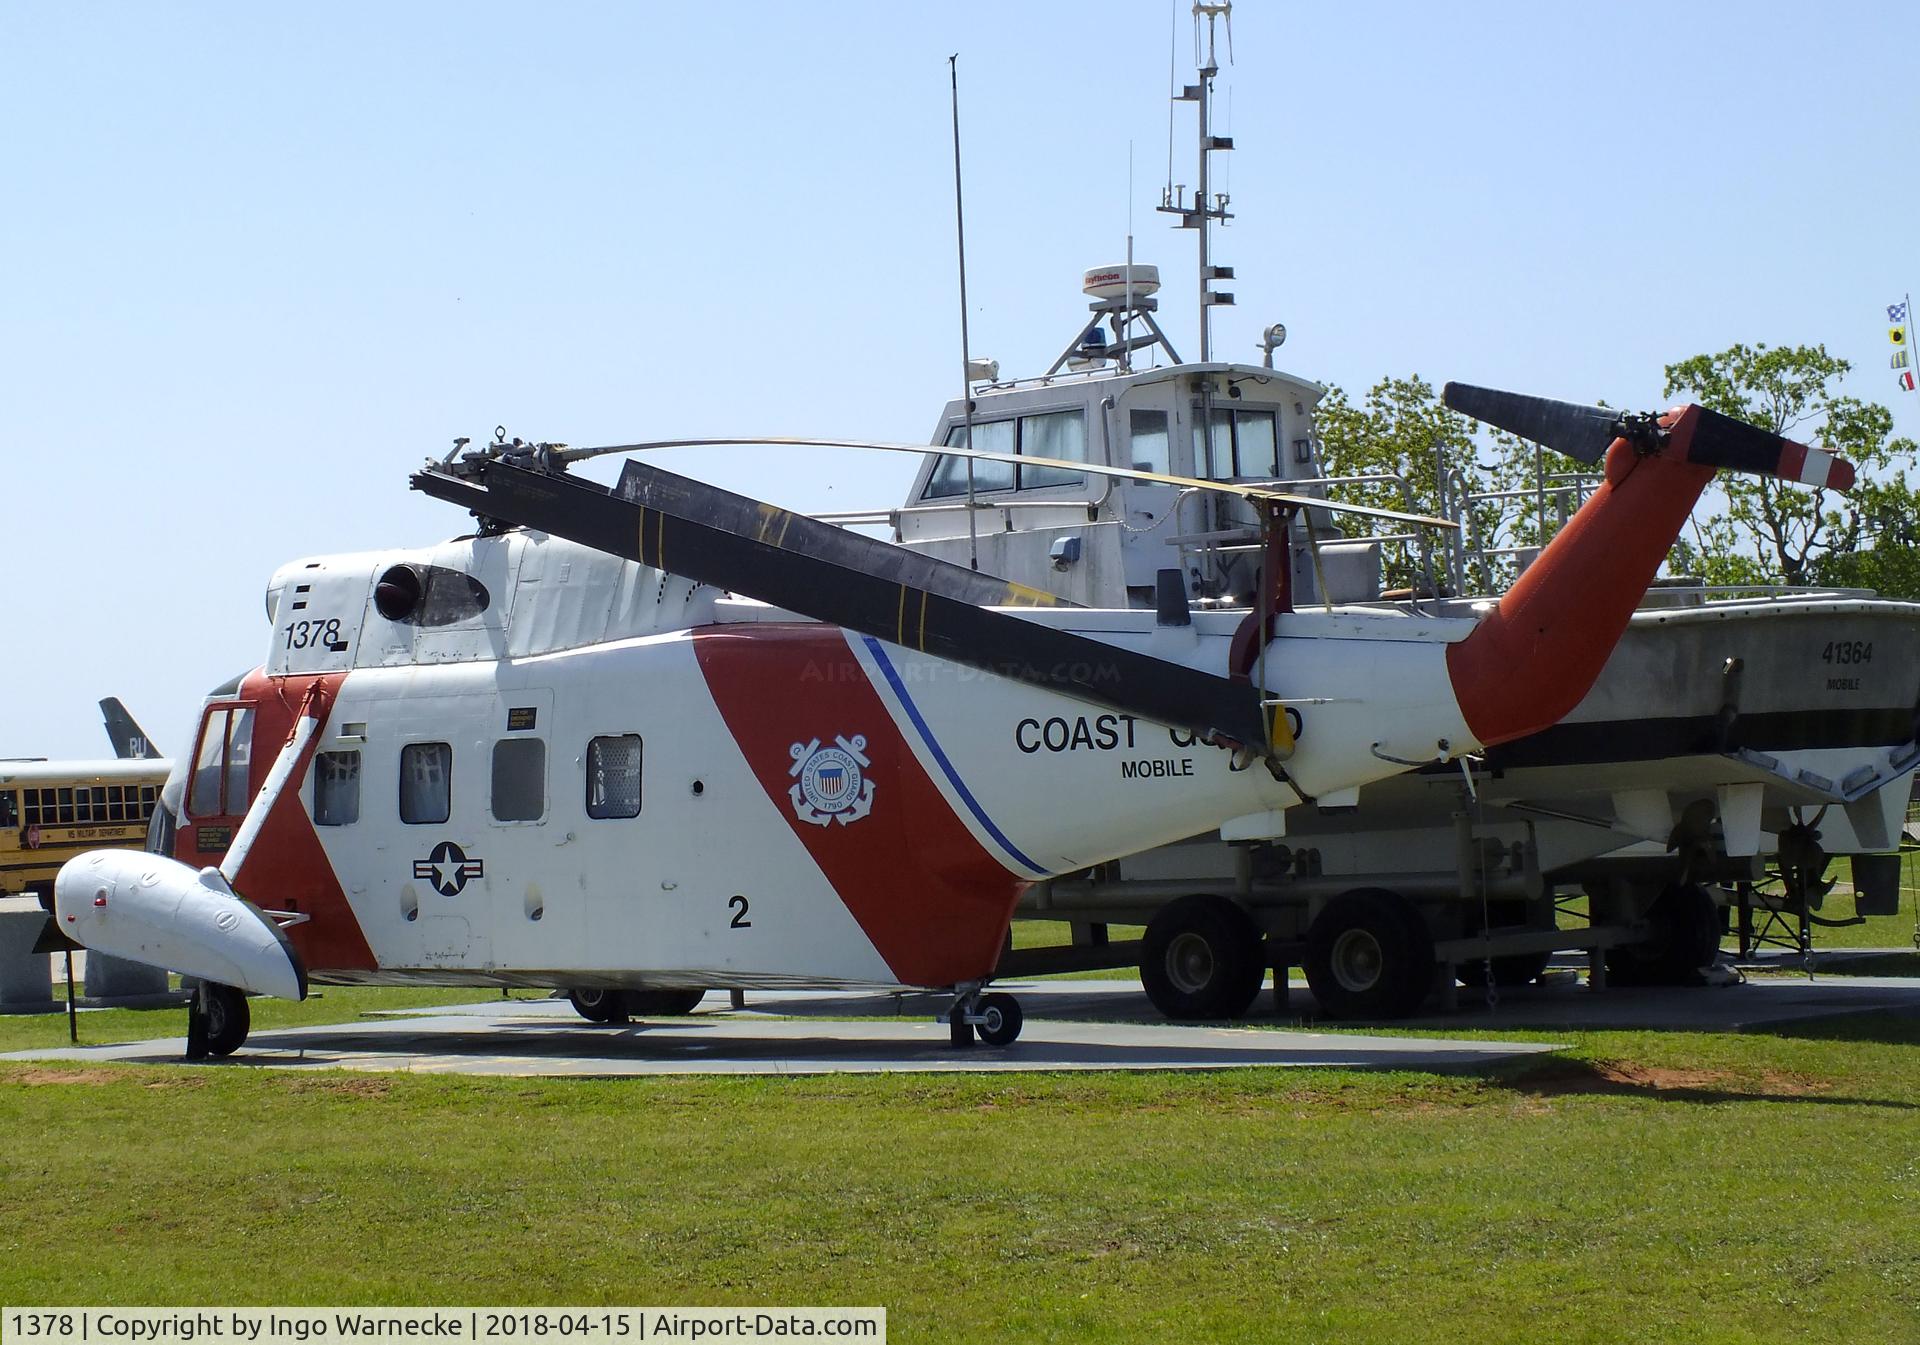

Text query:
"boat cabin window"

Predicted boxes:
[[1130, 410, 1170, 474], [924, 410, 1088, 497], [1196, 406, 1279, 480], [926, 419, 1014, 496], [492, 738, 546, 822], [586, 735, 643, 819], [188, 704, 255, 818], [399, 742, 452, 825], [1019, 409, 1088, 488], [312, 750, 361, 827]]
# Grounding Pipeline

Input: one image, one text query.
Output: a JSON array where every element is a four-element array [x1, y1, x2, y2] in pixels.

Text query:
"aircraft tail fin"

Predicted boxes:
[[99, 697, 160, 759]]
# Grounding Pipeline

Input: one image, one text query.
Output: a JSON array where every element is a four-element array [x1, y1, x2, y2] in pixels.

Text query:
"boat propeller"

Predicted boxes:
[[1443, 382, 1856, 493]]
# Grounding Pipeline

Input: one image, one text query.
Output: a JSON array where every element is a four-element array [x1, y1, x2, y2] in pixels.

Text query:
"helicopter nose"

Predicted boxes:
[[53, 849, 306, 1001]]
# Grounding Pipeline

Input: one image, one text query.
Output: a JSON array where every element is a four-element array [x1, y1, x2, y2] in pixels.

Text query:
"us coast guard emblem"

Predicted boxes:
[[788, 734, 876, 827]]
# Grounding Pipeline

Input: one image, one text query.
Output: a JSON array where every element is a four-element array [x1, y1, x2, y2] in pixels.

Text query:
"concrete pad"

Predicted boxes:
[[720, 975, 1920, 1036], [1, 991, 1556, 1077]]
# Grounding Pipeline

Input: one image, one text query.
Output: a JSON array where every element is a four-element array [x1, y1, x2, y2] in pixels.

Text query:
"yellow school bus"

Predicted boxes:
[[0, 759, 168, 899]]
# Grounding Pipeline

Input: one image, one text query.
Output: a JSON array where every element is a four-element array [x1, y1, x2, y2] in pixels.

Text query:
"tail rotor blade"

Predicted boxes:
[[1442, 383, 1623, 464], [1684, 405, 1857, 492]]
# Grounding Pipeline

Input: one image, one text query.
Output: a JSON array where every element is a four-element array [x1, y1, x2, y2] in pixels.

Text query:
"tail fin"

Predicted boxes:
[[99, 697, 160, 759], [1440, 389, 1857, 748]]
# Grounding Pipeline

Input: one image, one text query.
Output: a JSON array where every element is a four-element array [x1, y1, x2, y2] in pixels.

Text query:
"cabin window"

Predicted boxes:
[[491, 738, 546, 822], [926, 420, 1015, 497], [1195, 407, 1279, 479], [313, 751, 361, 827], [0, 791, 15, 829], [586, 735, 643, 819], [399, 742, 452, 825], [188, 704, 255, 818], [1130, 410, 1170, 474], [1017, 409, 1088, 488]]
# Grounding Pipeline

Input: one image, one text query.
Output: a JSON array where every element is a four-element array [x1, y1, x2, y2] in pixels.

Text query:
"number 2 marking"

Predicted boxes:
[[729, 894, 752, 928]]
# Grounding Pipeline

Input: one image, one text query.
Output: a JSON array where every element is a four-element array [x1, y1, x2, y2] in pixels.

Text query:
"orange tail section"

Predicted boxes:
[[1445, 409, 1716, 748]]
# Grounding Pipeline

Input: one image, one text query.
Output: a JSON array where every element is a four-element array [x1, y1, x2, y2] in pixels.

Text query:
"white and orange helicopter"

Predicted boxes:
[[49, 385, 1854, 1056]]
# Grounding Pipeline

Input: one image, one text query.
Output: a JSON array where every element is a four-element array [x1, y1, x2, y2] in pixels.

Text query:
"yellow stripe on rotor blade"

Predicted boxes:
[[1002, 580, 1065, 607]]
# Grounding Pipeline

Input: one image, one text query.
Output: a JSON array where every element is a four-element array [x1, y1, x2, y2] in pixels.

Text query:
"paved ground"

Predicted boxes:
[[7, 969, 1919, 1077], [1, 988, 1556, 1077]]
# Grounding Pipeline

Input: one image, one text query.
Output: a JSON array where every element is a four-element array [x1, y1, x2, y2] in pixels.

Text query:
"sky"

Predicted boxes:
[[5, 1, 1918, 759]]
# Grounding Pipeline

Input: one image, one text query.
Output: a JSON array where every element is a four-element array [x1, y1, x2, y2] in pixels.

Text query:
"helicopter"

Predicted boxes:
[[49, 384, 1854, 1056]]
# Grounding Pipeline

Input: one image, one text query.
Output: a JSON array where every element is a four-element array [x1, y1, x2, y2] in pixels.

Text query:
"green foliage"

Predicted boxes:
[[1314, 375, 1588, 594], [1662, 343, 1920, 590]]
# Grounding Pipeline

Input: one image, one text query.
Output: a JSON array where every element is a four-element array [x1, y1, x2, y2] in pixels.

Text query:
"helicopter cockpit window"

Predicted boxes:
[[312, 751, 361, 827], [399, 742, 452, 825], [188, 704, 255, 818], [1195, 407, 1279, 480], [492, 738, 546, 823], [925, 420, 1015, 498], [586, 735, 643, 820]]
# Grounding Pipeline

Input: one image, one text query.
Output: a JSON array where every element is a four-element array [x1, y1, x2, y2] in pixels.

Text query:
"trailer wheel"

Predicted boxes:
[[194, 983, 250, 1058], [1304, 889, 1433, 1020], [1140, 894, 1265, 1019], [567, 988, 629, 1024], [624, 989, 706, 1016], [1605, 883, 1720, 986], [976, 993, 1023, 1047]]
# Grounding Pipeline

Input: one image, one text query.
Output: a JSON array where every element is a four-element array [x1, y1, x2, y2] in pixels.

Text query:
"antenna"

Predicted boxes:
[[1157, 0, 1235, 362], [948, 54, 981, 572]]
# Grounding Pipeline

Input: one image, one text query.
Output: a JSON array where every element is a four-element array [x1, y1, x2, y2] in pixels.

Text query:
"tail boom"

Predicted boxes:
[[1445, 423, 1715, 748]]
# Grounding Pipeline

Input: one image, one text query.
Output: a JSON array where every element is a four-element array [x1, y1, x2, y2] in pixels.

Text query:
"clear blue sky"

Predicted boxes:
[[5, 1, 1917, 758]]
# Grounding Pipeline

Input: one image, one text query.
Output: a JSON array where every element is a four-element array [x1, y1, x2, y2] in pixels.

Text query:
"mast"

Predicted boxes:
[[1159, 1, 1234, 361]]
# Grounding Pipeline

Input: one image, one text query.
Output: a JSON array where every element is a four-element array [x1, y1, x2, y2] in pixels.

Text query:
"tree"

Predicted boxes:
[[1313, 375, 1563, 594], [1662, 343, 1919, 593]]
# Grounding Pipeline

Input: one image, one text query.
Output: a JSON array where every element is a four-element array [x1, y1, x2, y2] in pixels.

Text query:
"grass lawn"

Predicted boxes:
[[2, 1013, 1917, 1342]]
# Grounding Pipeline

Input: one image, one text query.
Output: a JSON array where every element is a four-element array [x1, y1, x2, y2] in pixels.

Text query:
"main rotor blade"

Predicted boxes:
[[553, 436, 1460, 532], [612, 460, 1072, 608], [1442, 383, 1622, 464], [411, 460, 1273, 754]]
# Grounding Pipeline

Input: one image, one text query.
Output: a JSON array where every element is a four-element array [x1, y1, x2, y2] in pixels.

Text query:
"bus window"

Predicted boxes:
[[0, 791, 14, 829]]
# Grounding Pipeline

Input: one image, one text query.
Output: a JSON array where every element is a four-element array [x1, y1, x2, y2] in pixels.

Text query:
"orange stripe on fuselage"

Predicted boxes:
[[692, 624, 1025, 988], [173, 669, 378, 973]]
